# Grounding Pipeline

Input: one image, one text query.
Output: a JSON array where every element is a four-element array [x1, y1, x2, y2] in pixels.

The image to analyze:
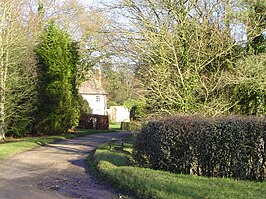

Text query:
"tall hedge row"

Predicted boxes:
[[134, 116, 266, 181]]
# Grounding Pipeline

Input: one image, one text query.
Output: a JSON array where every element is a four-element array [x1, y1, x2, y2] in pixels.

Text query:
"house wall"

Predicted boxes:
[[81, 94, 107, 115], [107, 106, 130, 122]]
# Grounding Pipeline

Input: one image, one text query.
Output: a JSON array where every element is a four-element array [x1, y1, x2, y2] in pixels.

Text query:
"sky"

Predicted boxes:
[[81, 0, 115, 7], [81, 0, 247, 43], [81, 0, 96, 6]]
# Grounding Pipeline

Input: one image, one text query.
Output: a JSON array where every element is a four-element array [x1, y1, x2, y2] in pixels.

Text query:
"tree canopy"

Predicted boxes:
[[105, 0, 266, 116]]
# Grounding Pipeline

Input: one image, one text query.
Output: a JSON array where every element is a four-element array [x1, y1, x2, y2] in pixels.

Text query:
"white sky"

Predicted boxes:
[[81, 0, 96, 6], [81, 0, 115, 7]]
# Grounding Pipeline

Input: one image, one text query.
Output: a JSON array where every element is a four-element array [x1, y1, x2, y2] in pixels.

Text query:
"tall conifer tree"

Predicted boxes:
[[35, 22, 80, 134]]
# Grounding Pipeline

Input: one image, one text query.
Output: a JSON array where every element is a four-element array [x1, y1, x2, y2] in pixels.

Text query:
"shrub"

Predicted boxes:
[[134, 116, 266, 181], [79, 114, 109, 130], [121, 122, 130, 131], [129, 121, 142, 131], [120, 121, 143, 131], [227, 54, 266, 115], [123, 99, 147, 119]]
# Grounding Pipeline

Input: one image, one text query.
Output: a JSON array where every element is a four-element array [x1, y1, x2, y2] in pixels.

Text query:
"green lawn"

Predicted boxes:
[[0, 128, 119, 160], [109, 122, 121, 131], [92, 135, 266, 199]]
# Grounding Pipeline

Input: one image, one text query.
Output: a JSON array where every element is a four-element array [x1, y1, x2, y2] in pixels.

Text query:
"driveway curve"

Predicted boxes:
[[0, 132, 131, 199]]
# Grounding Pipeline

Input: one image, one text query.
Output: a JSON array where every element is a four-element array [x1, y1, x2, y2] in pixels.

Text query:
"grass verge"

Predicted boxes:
[[91, 135, 266, 199], [109, 122, 121, 131], [0, 128, 120, 160]]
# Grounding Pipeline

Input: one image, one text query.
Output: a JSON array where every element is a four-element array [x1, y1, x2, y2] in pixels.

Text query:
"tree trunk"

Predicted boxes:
[[0, 5, 6, 141], [225, 0, 231, 35], [0, 66, 6, 140]]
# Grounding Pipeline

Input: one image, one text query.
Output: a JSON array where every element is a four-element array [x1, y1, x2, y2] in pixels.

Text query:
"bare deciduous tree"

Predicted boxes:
[[0, 0, 38, 139], [113, 0, 245, 116]]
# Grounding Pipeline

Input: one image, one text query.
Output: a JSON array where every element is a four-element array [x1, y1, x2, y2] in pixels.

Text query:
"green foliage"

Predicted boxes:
[[98, 165, 266, 199], [245, 0, 266, 54], [123, 99, 146, 118], [127, 0, 238, 116], [121, 122, 130, 131], [227, 54, 266, 115], [252, 34, 266, 54], [94, 136, 134, 159], [78, 94, 92, 115], [95, 150, 131, 167], [118, 0, 265, 117], [129, 121, 142, 131], [123, 99, 139, 110], [101, 63, 140, 107], [92, 135, 266, 199], [5, 63, 37, 137], [120, 121, 142, 131], [134, 116, 266, 181], [92, 136, 134, 167], [109, 122, 121, 130], [107, 100, 119, 109], [35, 22, 80, 134]]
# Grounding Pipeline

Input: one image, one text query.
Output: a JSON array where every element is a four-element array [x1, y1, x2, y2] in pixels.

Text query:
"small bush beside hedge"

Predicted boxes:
[[134, 116, 266, 181], [120, 121, 142, 131]]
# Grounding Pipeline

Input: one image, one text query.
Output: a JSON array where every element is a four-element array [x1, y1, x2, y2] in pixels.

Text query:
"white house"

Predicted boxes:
[[79, 72, 107, 115], [107, 106, 130, 122]]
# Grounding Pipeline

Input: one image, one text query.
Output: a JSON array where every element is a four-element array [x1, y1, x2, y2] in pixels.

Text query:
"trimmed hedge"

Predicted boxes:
[[79, 114, 109, 130], [134, 116, 266, 181]]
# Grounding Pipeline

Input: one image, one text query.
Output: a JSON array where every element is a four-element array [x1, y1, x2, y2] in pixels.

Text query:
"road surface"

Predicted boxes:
[[0, 132, 131, 199]]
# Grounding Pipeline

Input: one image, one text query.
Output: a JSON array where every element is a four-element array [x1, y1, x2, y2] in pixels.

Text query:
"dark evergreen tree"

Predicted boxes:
[[35, 22, 80, 134]]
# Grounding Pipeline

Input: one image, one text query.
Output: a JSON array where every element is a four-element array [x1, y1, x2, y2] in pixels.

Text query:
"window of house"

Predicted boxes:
[[96, 96, 100, 102]]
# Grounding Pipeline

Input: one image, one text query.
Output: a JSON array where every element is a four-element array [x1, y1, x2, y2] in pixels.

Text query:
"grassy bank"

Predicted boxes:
[[0, 128, 120, 160], [92, 136, 266, 199], [109, 122, 121, 131]]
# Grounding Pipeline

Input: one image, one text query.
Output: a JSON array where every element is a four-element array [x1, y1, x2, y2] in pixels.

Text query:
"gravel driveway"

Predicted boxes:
[[0, 132, 131, 199]]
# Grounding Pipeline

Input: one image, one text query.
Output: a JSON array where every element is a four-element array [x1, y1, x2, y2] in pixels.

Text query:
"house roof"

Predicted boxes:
[[79, 72, 106, 95]]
